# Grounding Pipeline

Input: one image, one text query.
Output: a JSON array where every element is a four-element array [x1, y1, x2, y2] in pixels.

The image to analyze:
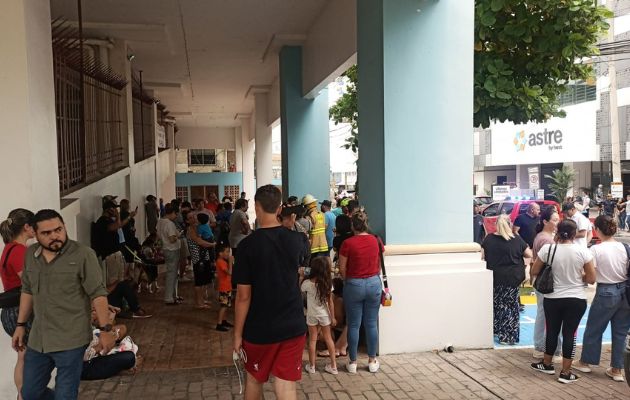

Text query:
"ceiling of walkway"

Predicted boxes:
[[50, 0, 329, 128]]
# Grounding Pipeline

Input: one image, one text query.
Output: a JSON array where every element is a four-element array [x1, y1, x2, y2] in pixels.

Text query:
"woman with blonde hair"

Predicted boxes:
[[0, 208, 34, 399], [482, 214, 532, 345]]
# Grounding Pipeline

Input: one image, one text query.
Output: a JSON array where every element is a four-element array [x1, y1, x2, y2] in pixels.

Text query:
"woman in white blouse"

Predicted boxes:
[[574, 215, 630, 382]]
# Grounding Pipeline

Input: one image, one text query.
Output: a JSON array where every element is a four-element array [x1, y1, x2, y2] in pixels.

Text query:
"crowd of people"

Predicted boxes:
[[0, 186, 387, 399], [480, 198, 630, 384]]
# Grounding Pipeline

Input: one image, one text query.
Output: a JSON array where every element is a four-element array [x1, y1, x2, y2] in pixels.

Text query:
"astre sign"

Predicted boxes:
[[490, 101, 596, 166], [516, 128, 563, 151]]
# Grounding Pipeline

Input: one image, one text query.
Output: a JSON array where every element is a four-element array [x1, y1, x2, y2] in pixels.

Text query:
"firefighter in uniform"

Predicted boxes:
[[302, 194, 329, 258]]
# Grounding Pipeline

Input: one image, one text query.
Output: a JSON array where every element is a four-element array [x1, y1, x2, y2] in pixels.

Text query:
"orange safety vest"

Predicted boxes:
[[307, 209, 328, 254]]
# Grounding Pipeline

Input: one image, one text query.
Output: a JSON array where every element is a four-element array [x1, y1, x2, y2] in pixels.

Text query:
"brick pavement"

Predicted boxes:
[[79, 346, 630, 399], [83, 278, 629, 399]]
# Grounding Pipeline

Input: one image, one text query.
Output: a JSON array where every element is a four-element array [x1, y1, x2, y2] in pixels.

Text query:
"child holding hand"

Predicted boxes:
[[301, 257, 337, 375]]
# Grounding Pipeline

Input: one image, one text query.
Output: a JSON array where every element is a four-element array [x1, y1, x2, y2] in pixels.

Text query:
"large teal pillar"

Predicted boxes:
[[357, 0, 474, 244], [279, 46, 330, 202]]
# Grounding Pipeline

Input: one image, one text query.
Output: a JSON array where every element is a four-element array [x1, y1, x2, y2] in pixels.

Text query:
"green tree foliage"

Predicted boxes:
[[545, 166, 575, 201], [329, 65, 358, 153], [475, 0, 611, 128], [330, 1, 611, 154]]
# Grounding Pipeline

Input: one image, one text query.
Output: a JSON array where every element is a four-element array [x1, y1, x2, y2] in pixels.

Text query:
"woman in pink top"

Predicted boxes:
[[531, 207, 560, 359], [0, 208, 34, 400]]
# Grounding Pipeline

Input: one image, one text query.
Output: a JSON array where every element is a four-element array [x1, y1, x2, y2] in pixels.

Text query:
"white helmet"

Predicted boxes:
[[302, 194, 317, 205]]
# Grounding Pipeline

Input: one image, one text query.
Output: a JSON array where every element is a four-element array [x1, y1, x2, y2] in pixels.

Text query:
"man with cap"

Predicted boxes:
[[562, 202, 592, 248], [302, 194, 329, 258], [320, 200, 336, 252], [93, 199, 152, 319]]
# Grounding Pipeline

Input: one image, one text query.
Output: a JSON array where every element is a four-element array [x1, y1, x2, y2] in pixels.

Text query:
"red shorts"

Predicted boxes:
[[242, 334, 306, 383]]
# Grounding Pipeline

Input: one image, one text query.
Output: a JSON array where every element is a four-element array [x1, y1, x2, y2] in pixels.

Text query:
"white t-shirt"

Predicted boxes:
[[538, 243, 593, 299], [157, 218, 181, 251], [301, 279, 330, 319], [590, 241, 629, 284], [571, 213, 592, 248]]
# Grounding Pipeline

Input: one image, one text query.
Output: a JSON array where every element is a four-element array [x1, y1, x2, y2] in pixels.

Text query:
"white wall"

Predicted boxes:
[[379, 252, 493, 354], [0, 4, 59, 393], [176, 127, 236, 149], [302, 0, 357, 98]]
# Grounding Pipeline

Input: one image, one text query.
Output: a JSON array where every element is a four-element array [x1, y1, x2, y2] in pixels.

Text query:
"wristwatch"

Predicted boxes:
[[98, 324, 113, 332]]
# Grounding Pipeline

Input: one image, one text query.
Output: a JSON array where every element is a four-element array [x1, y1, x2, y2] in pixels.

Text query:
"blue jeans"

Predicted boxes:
[[163, 249, 180, 303], [344, 275, 382, 361], [22, 345, 87, 400], [580, 282, 630, 369], [534, 290, 561, 355]]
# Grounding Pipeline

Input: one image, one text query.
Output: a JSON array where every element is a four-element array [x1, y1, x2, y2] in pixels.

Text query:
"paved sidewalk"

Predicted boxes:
[[79, 346, 629, 400]]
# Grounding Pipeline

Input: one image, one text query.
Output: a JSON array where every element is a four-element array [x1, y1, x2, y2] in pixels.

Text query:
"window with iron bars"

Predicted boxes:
[[132, 72, 156, 164], [52, 20, 128, 195], [189, 149, 216, 166]]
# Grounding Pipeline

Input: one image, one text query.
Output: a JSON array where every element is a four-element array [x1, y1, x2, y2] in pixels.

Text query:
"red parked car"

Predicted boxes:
[[481, 200, 562, 235]]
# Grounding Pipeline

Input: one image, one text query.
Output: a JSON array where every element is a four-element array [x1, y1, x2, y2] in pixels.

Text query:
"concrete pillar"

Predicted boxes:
[[0, 0, 58, 393], [0, 0, 59, 217], [279, 46, 330, 202], [235, 128, 243, 172], [240, 120, 256, 201], [357, 0, 492, 354], [254, 93, 273, 187], [358, 1, 473, 244]]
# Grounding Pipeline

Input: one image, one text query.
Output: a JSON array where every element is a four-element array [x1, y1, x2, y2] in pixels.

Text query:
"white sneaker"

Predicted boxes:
[[324, 364, 338, 375], [304, 364, 317, 374], [346, 362, 357, 374], [368, 359, 380, 373], [552, 355, 563, 364]]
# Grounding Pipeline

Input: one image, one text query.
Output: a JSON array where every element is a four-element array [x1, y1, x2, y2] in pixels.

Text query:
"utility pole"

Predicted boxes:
[[607, 4, 622, 183]]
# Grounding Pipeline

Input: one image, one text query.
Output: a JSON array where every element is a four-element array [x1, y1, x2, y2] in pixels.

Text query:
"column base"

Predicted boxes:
[[378, 251, 493, 354]]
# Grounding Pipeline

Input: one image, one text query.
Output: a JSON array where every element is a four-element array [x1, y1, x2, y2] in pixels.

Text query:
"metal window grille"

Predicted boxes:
[[52, 20, 128, 195], [189, 149, 216, 165], [132, 72, 156, 163], [176, 186, 189, 201], [224, 185, 241, 200]]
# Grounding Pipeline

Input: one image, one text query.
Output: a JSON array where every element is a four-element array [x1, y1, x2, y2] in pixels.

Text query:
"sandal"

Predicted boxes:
[[606, 367, 625, 382]]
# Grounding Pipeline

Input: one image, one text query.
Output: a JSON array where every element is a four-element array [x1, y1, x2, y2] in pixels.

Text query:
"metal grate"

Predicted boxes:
[[224, 185, 241, 200], [132, 71, 156, 163], [52, 19, 128, 195], [176, 186, 189, 201]]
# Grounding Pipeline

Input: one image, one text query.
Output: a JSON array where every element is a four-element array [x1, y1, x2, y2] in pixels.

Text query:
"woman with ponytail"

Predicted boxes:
[[530, 218, 596, 384], [481, 214, 532, 345], [574, 215, 630, 382], [0, 208, 34, 399]]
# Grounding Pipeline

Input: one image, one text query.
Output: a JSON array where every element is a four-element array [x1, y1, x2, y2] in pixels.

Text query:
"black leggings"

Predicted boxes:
[[543, 297, 587, 359], [81, 351, 136, 380]]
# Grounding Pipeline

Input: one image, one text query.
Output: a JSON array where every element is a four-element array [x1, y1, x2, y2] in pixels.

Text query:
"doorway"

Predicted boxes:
[[190, 185, 219, 201]]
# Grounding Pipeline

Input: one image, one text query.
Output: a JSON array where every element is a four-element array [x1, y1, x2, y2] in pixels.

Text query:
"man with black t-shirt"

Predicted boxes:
[[513, 202, 540, 248], [233, 185, 309, 399]]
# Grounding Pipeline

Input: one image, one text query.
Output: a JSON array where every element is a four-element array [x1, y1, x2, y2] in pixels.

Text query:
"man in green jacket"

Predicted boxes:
[[13, 209, 115, 400]]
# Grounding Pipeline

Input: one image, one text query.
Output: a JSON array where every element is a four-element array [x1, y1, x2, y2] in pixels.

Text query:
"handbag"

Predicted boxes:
[[375, 235, 392, 307], [0, 244, 22, 309], [533, 244, 557, 294], [621, 243, 630, 306]]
